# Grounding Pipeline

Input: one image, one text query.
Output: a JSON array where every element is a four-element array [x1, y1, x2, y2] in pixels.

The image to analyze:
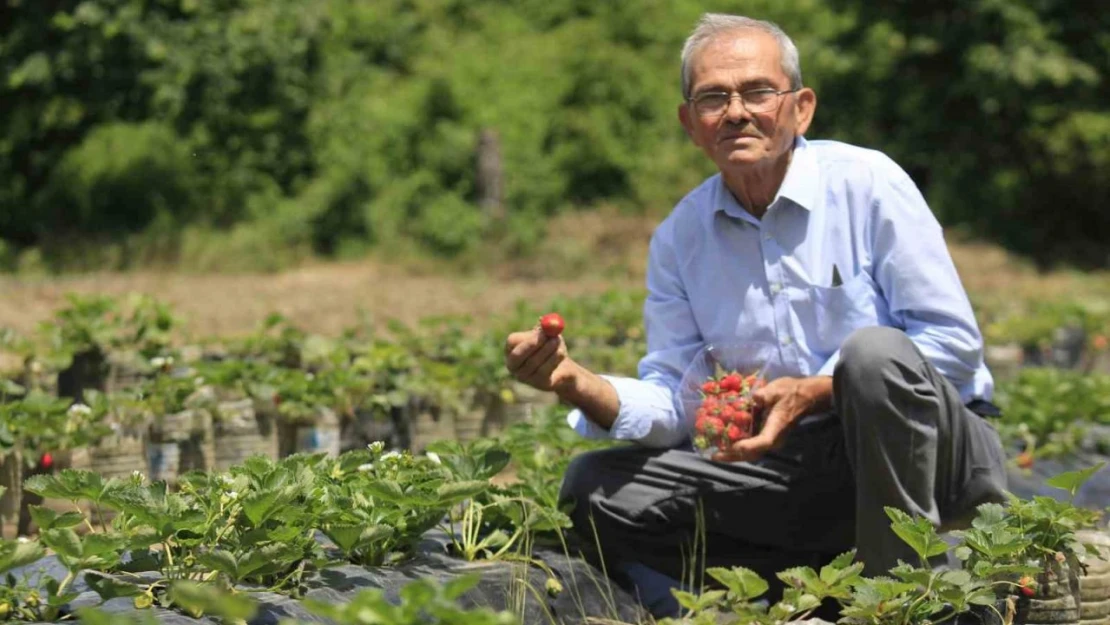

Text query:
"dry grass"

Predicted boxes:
[[0, 214, 1104, 341]]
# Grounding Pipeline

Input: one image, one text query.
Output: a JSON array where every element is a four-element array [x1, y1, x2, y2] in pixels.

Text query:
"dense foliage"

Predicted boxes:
[[3, 1, 1108, 270]]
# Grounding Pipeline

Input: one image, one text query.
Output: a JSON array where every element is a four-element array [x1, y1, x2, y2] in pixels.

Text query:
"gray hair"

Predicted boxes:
[[680, 14, 803, 98]]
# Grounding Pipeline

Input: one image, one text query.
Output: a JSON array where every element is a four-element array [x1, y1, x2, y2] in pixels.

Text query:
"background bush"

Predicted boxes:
[[2, 0, 1107, 270]]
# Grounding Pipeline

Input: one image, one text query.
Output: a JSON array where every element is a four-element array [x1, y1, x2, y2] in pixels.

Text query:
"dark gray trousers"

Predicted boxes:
[[558, 327, 1008, 585]]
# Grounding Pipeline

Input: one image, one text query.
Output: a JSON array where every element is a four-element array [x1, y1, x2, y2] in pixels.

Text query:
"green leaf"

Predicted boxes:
[[43, 527, 83, 560], [85, 572, 142, 600], [363, 479, 406, 503], [971, 503, 1008, 530], [777, 566, 822, 590], [241, 489, 281, 526], [707, 566, 769, 601], [0, 538, 46, 574], [1046, 463, 1105, 497], [323, 524, 364, 553], [197, 550, 239, 579], [82, 533, 125, 558], [167, 581, 257, 621], [940, 569, 972, 586], [437, 480, 489, 502], [885, 507, 949, 562]]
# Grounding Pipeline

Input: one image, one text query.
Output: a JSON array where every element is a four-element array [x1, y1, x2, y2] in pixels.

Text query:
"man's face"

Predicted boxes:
[[679, 29, 816, 174]]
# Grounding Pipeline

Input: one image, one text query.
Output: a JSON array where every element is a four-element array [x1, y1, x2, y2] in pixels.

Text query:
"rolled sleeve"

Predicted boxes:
[[566, 375, 689, 447]]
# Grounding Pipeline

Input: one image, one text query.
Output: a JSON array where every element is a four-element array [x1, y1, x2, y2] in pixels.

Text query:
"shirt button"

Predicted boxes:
[[770, 283, 783, 295]]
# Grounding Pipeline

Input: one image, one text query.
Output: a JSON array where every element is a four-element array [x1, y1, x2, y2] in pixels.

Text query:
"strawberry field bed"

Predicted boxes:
[[0, 291, 1110, 623]]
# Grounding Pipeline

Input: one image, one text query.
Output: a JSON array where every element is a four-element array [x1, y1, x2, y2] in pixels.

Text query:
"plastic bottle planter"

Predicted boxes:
[[1019, 554, 1084, 625], [213, 399, 279, 471], [0, 449, 22, 538], [149, 408, 213, 482], [87, 431, 146, 526], [146, 442, 180, 483], [1077, 529, 1110, 625], [294, 406, 341, 458], [454, 389, 493, 443]]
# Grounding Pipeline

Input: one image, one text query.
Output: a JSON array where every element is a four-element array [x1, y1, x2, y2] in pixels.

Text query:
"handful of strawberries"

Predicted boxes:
[[692, 369, 765, 455]]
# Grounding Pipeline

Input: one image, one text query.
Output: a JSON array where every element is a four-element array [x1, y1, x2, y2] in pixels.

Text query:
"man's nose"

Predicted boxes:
[[723, 96, 749, 123]]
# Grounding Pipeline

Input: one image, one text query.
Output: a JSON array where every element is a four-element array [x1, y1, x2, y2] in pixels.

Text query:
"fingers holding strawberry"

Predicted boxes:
[[504, 313, 576, 393]]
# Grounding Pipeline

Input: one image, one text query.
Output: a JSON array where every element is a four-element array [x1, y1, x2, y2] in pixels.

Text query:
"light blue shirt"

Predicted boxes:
[[568, 137, 993, 449]]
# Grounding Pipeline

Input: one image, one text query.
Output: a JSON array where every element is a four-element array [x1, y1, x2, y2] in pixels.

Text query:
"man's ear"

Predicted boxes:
[[678, 102, 695, 141], [793, 88, 817, 136]]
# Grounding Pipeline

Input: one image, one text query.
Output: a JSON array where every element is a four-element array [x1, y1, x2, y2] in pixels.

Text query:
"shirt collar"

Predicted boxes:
[[714, 136, 819, 221]]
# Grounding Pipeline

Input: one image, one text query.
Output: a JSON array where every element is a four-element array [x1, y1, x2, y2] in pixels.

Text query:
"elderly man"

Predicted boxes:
[[503, 13, 1006, 617]]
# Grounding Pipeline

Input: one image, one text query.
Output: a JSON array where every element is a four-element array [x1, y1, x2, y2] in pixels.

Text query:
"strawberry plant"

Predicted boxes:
[[313, 444, 474, 567], [657, 551, 862, 625], [427, 439, 570, 562], [993, 368, 1110, 460], [0, 535, 54, 622], [290, 575, 520, 625], [496, 404, 614, 513]]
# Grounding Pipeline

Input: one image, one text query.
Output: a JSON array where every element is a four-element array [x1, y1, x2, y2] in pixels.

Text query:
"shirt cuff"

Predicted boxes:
[[565, 375, 674, 443], [817, 349, 841, 377]]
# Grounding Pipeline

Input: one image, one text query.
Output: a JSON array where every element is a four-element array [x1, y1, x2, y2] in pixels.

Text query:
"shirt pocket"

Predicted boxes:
[[800, 270, 882, 355]]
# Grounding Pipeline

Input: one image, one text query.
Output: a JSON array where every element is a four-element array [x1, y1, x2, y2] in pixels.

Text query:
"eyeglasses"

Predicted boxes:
[[687, 88, 800, 117]]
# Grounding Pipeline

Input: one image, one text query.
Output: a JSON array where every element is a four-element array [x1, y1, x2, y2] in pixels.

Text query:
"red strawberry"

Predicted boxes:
[[39, 452, 53, 471], [702, 416, 724, 436], [540, 313, 565, 338], [1017, 575, 1036, 598], [1094, 335, 1108, 351], [701, 381, 719, 395], [1016, 451, 1034, 469], [726, 424, 744, 442], [720, 374, 742, 393], [695, 416, 709, 434]]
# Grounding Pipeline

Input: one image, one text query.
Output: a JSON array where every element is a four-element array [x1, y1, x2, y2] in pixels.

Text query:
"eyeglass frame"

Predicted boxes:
[[685, 87, 801, 117]]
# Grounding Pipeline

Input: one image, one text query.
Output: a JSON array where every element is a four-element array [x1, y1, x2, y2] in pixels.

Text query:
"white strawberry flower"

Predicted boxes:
[[381, 451, 402, 463], [358, 463, 375, 472], [67, 403, 92, 418], [368, 441, 385, 454], [426, 452, 442, 465]]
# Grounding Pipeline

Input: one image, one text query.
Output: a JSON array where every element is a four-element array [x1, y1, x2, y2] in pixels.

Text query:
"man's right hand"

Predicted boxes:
[[504, 326, 577, 393]]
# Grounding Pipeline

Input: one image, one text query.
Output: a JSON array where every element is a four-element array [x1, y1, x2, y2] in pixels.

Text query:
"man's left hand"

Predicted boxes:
[[712, 375, 834, 463]]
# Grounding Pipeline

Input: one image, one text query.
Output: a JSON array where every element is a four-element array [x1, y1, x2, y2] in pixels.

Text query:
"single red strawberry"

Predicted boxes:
[[703, 416, 724, 436], [540, 313, 565, 338], [726, 424, 744, 442], [1016, 451, 1034, 469], [695, 416, 709, 434], [701, 381, 719, 395], [720, 374, 742, 393], [1017, 575, 1036, 598], [39, 452, 53, 471]]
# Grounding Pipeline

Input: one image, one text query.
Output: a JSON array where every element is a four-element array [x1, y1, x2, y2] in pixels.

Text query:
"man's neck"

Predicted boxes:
[[722, 148, 794, 220]]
